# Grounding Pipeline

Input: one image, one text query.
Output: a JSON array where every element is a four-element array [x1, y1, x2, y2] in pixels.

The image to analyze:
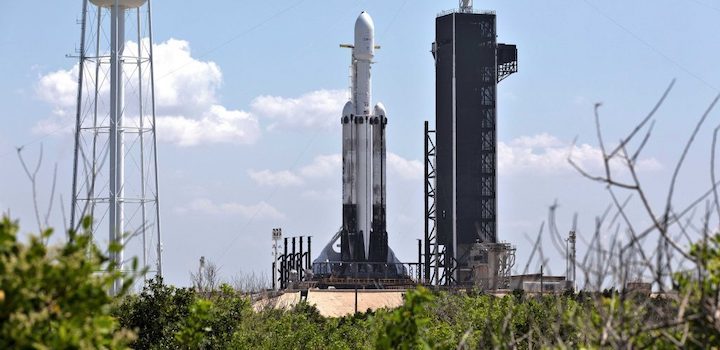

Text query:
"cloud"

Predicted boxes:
[[509, 133, 564, 148], [299, 154, 342, 178], [248, 154, 340, 187], [33, 64, 82, 134], [247, 169, 304, 187], [388, 152, 423, 180], [248, 152, 422, 186], [498, 133, 662, 175], [175, 198, 284, 220], [34, 38, 259, 146], [157, 105, 260, 146], [36, 65, 79, 116], [34, 38, 351, 144], [251, 89, 348, 131], [301, 188, 338, 201], [150, 39, 222, 115]]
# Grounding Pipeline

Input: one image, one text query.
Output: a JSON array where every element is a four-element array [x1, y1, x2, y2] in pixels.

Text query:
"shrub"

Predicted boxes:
[[0, 216, 136, 349]]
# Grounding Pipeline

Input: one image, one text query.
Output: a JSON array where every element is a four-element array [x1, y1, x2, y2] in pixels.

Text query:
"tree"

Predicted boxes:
[[190, 256, 221, 296], [0, 216, 137, 348], [376, 286, 435, 350], [114, 277, 196, 350]]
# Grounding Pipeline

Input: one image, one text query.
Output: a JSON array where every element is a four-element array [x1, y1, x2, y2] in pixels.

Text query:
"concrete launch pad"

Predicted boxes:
[[253, 289, 406, 318]]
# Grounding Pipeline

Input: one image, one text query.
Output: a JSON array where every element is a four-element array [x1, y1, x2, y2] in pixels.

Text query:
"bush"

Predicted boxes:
[[114, 277, 196, 349], [0, 216, 136, 349], [6, 213, 719, 349]]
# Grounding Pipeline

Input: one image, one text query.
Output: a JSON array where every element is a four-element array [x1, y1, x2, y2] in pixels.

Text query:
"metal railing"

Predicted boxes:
[[312, 261, 417, 281], [437, 8, 496, 17]]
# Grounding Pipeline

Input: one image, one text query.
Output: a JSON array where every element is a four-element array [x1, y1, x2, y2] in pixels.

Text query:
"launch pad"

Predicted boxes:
[[310, 229, 415, 288], [276, 2, 525, 291]]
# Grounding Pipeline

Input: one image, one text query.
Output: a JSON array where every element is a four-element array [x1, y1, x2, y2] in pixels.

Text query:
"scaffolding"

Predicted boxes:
[[467, 242, 516, 290], [424, 121, 455, 286]]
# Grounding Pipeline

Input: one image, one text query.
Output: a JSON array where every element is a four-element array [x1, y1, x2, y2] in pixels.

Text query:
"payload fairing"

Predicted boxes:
[[340, 12, 389, 264]]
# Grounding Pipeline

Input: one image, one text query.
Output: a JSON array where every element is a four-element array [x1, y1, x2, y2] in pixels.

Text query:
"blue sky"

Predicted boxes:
[[1, 0, 719, 287]]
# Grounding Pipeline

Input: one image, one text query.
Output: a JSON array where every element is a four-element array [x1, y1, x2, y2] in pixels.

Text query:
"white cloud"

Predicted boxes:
[[249, 154, 340, 187], [33, 65, 81, 134], [388, 152, 423, 180], [157, 105, 260, 147], [634, 158, 663, 172], [34, 39, 350, 145], [301, 188, 338, 201], [150, 39, 222, 115], [34, 38, 259, 146], [36, 65, 79, 116], [248, 169, 304, 187], [175, 198, 284, 220], [251, 89, 348, 131], [32, 116, 75, 135], [248, 152, 423, 186], [509, 133, 564, 148], [498, 133, 662, 175], [299, 154, 342, 178]]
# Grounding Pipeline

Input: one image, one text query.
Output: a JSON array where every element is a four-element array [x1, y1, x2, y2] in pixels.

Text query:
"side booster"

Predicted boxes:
[[340, 12, 388, 264]]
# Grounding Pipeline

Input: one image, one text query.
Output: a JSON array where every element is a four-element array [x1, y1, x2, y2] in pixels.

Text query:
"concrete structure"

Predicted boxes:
[[467, 241, 516, 289], [253, 290, 405, 318], [510, 274, 571, 293]]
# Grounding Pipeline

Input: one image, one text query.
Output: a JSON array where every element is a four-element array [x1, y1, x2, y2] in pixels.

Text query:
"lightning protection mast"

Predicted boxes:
[[70, 0, 162, 295]]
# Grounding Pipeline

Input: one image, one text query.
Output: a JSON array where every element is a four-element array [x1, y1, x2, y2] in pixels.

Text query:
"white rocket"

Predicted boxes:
[[340, 12, 388, 263]]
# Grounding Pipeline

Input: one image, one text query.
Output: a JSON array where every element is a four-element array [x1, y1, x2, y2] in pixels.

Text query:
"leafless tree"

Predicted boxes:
[[16, 144, 59, 238], [455, 80, 720, 348], [190, 256, 221, 296], [231, 270, 270, 295], [556, 79, 720, 347]]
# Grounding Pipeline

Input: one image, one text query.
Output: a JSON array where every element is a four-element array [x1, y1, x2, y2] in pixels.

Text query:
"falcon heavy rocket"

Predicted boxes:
[[340, 11, 389, 264]]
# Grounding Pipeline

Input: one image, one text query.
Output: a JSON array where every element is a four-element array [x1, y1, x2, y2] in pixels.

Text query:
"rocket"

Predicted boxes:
[[340, 12, 388, 264]]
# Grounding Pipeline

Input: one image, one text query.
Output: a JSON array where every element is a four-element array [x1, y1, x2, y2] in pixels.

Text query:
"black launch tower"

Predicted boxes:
[[426, 6, 518, 284]]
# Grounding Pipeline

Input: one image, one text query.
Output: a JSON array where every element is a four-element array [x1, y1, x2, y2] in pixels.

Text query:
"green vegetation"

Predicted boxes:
[[2, 215, 720, 349], [0, 216, 137, 349]]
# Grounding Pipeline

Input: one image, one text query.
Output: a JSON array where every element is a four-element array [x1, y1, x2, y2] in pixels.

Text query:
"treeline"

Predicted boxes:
[[1, 216, 719, 349], [113, 279, 713, 349]]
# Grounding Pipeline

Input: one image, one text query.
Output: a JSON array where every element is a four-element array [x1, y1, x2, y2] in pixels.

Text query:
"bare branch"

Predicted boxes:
[[608, 79, 675, 158], [662, 94, 720, 238], [17, 144, 44, 234]]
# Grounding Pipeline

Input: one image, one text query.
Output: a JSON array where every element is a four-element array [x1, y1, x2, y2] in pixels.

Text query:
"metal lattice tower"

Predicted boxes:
[[424, 121, 454, 286], [70, 0, 161, 295]]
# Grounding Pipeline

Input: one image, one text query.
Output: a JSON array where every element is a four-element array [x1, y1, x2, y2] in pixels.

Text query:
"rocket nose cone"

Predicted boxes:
[[355, 11, 374, 34], [342, 101, 354, 117], [354, 12, 375, 59], [373, 103, 387, 117]]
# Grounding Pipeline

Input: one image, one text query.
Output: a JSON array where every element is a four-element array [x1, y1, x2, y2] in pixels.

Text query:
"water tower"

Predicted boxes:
[[70, 0, 161, 295]]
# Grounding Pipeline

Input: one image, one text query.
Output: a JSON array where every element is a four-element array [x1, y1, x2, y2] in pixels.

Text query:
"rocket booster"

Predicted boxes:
[[369, 103, 388, 263], [341, 12, 388, 263]]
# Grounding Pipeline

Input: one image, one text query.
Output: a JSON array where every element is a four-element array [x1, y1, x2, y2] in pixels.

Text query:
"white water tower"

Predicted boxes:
[[70, 0, 161, 295]]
